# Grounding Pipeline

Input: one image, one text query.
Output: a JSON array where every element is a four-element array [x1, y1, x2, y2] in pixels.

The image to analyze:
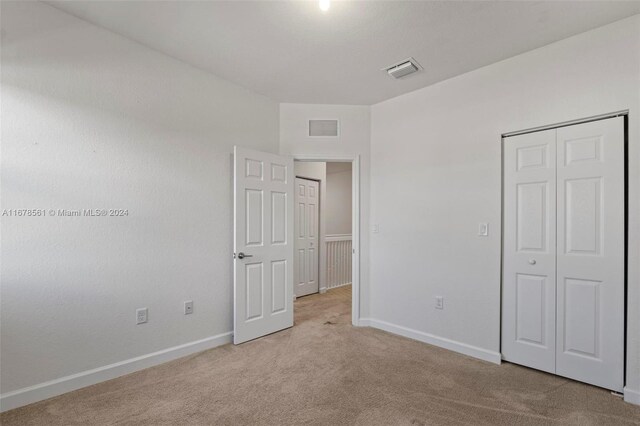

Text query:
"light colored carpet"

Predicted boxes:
[[2, 285, 639, 425]]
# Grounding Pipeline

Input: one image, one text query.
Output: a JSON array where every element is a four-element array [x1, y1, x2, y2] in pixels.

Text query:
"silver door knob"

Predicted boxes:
[[236, 252, 253, 259], [528, 259, 536, 265]]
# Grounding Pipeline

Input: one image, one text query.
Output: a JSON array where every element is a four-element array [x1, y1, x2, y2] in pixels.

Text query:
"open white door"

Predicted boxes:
[[234, 146, 294, 344]]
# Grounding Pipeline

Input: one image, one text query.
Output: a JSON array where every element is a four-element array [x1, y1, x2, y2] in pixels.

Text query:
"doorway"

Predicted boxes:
[[294, 161, 354, 304], [501, 114, 626, 392], [294, 156, 360, 327], [233, 148, 361, 344]]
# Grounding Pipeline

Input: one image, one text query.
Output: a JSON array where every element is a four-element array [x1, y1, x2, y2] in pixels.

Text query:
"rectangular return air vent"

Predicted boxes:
[[309, 119, 339, 137], [384, 57, 422, 79]]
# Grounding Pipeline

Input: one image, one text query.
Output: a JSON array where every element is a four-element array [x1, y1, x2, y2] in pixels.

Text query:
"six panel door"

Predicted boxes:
[[234, 146, 294, 344], [294, 177, 320, 297]]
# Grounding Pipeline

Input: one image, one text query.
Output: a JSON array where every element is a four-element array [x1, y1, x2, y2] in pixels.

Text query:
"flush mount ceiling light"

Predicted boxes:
[[383, 57, 423, 79], [319, 0, 330, 12]]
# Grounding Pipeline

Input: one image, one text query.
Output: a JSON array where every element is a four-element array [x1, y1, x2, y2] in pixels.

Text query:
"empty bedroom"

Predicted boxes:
[[1, 1, 640, 424]]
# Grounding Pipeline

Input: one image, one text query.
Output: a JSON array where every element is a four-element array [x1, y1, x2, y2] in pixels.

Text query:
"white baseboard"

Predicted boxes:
[[364, 318, 502, 365], [0, 331, 233, 413], [357, 317, 372, 327], [624, 387, 640, 406], [327, 282, 352, 290]]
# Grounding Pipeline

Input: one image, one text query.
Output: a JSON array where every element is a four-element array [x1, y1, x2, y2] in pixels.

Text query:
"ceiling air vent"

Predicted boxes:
[[384, 57, 422, 79], [309, 119, 339, 137]]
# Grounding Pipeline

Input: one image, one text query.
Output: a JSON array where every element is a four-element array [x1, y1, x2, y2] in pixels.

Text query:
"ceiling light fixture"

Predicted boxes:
[[319, 0, 330, 12]]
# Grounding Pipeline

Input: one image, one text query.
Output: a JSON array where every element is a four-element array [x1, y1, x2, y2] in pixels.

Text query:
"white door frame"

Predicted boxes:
[[293, 155, 361, 327]]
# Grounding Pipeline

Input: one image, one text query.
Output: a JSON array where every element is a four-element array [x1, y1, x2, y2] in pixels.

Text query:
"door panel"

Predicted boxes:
[[502, 129, 557, 373], [516, 182, 549, 251], [245, 263, 263, 320], [271, 192, 287, 244], [555, 117, 624, 392], [271, 260, 287, 313], [294, 177, 320, 297], [563, 278, 600, 358], [515, 274, 548, 347], [234, 146, 294, 344]]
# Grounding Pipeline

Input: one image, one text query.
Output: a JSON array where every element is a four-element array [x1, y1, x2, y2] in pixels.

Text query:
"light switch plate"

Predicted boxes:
[[372, 224, 379, 233], [136, 307, 148, 324], [435, 296, 444, 310], [478, 223, 489, 237]]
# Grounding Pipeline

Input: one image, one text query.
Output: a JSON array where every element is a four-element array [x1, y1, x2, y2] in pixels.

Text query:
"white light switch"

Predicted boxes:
[[372, 224, 379, 233], [478, 223, 489, 237], [136, 308, 148, 324]]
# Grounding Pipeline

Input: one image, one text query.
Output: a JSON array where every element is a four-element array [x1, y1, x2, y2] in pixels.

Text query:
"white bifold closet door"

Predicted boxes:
[[503, 117, 624, 392]]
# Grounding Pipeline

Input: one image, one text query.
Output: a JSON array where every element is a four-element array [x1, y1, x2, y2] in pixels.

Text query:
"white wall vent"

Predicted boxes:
[[384, 57, 422, 79], [309, 119, 339, 137]]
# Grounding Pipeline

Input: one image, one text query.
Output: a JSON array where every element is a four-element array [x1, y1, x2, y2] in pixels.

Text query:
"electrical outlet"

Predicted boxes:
[[435, 296, 444, 310], [136, 307, 148, 324], [184, 300, 194, 315]]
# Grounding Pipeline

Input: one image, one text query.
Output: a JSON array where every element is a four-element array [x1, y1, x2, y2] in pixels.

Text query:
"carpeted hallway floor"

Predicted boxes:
[[2, 285, 639, 425]]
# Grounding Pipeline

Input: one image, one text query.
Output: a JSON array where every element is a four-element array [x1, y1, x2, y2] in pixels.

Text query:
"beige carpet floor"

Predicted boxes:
[[2, 285, 639, 425]]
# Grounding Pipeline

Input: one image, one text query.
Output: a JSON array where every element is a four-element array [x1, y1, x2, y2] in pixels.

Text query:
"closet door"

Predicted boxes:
[[502, 129, 557, 373], [555, 117, 624, 392]]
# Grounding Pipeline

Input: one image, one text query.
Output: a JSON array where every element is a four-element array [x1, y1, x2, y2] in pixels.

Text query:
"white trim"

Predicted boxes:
[[365, 318, 502, 364], [358, 317, 372, 327], [293, 155, 361, 327], [327, 282, 352, 289], [325, 233, 352, 242], [624, 387, 640, 406], [502, 110, 628, 138], [0, 332, 232, 413]]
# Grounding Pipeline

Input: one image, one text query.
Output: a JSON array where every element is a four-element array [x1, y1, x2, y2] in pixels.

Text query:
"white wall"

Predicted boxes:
[[1, 0, 279, 402], [325, 163, 352, 236], [280, 104, 370, 318], [370, 15, 640, 395]]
